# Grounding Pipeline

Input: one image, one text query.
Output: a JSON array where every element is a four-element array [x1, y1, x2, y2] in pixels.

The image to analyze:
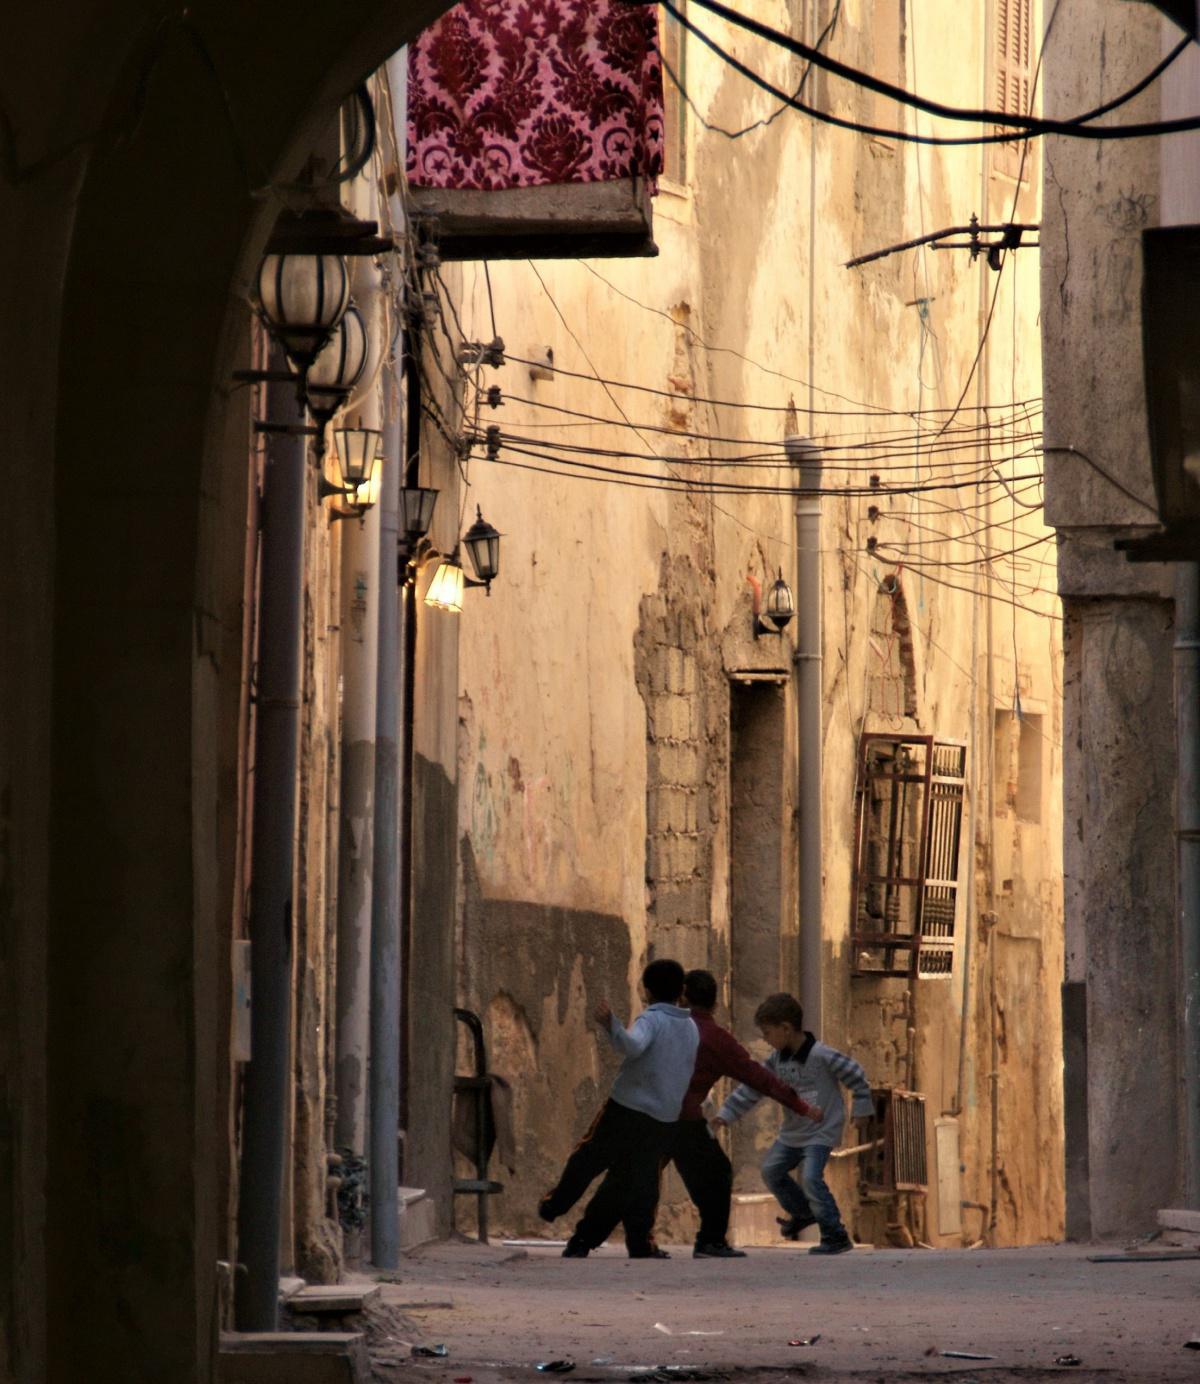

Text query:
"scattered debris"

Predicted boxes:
[[629, 1369, 723, 1382], [653, 1324, 725, 1337], [412, 1345, 450, 1358], [535, 1361, 576, 1373], [1087, 1250, 1200, 1263], [1054, 1355, 1082, 1367], [940, 1350, 996, 1361], [788, 1336, 820, 1347], [591, 1358, 615, 1366]]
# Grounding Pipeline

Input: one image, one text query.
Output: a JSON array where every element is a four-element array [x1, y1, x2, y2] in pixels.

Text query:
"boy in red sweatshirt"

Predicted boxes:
[[669, 969, 822, 1259]]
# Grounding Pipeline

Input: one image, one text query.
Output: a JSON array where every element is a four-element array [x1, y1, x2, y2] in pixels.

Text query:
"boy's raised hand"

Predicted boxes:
[[593, 999, 613, 1029]]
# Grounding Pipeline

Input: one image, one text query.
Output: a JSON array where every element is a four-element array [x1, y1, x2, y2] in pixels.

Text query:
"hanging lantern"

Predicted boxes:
[[305, 305, 368, 426], [764, 571, 795, 629], [255, 253, 350, 370], [424, 556, 465, 613]]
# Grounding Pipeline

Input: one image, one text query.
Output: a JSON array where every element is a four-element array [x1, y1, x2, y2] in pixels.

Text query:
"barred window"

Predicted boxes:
[[850, 735, 967, 978]]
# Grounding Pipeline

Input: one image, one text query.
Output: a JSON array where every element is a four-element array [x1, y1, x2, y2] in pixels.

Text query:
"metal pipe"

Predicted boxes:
[[235, 352, 307, 1331], [369, 361, 403, 1266], [368, 46, 410, 1272], [1177, 563, 1200, 1205], [334, 240, 384, 1167], [397, 335, 421, 1137], [787, 434, 824, 1034]]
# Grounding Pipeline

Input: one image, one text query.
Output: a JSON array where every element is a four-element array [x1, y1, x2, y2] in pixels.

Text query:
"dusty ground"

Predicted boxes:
[[357, 1238, 1200, 1383]]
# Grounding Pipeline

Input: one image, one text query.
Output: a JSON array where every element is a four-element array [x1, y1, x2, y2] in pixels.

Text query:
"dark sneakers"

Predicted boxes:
[[693, 1241, 747, 1259], [562, 1236, 590, 1258], [777, 1213, 816, 1241], [628, 1246, 671, 1259], [808, 1233, 853, 1255]]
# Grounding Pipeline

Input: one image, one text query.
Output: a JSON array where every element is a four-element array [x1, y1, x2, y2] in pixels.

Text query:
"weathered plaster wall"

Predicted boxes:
[[447, 0, 1063, 1250], [1040, 0, 1188, 1237]]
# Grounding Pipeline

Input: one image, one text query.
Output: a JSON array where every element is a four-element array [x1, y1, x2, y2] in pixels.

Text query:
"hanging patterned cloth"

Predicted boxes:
[[407, 0, 664, 191]]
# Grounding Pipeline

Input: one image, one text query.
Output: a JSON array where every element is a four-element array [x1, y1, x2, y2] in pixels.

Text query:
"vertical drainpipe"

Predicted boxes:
[[787, 435, 824, 1034], [369, 335, 405, 1272], [334, 251, 383, 1174], [1177, 563, 1200, 1206], [235, 353, 307, 1330], [368, 52, 411, 1265]]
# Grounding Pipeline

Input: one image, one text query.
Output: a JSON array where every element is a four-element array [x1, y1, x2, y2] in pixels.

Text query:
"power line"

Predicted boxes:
[[662, 0, 1197, 143]]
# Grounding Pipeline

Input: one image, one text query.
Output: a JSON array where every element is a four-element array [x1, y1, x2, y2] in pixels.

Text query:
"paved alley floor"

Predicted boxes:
[[363, 1239, 1200, 1383]]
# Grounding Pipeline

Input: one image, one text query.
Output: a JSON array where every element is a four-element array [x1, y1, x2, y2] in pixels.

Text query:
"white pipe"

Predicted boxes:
[[333, 188, 384, 1164], [787, 435, 824, 1034]]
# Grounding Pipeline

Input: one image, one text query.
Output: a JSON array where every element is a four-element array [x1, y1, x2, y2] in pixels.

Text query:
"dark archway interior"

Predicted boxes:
[[1, 4, 451, 1379]]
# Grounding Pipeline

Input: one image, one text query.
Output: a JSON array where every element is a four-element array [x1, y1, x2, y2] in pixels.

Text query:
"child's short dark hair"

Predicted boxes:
[[683, 968, 718, 1009], [754, 992, 805, 1028], [642, 958, 686, 1003]]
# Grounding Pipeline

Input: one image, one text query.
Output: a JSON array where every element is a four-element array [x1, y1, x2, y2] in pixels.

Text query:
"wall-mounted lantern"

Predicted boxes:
[[305, 306, 368, 436], [755, 570, 795, 639], [319, 425, 383, 521], [424, 554, 466, 612], [422, 506, 503, 612], [256, 252, 350, 371], [462, 506, 501, 593]]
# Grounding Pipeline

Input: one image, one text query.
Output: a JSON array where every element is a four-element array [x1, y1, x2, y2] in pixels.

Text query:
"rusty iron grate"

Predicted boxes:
[[861, 1087, 929, 1196], [850, 734, 967, 979]]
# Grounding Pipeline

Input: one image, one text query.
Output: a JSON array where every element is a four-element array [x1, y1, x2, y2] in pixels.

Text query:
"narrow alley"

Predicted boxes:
[[355, 1241, 1200, 1383]]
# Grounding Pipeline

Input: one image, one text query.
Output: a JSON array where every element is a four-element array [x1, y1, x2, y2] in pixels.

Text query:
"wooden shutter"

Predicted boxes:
[[917, 741, 966, 978], [994, 0, 1033, 179], [850, 734, 966, 978]]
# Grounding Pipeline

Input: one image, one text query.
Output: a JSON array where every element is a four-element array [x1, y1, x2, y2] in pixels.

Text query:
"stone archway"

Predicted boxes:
[[2, 5, 451, 1380]]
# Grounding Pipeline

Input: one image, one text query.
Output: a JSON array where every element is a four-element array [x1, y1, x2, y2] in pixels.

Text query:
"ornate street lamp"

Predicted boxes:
[[755, 569, 795, 638], [398, 485, 439, 553], [333, 425, 381, 490], [424, 555, 466, 613], [305, 305, 368, 430], [255, 253, 350, 371], [462, 506, 501, 593]]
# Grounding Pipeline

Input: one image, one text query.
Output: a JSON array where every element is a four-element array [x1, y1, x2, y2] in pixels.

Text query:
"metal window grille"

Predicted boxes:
[[861, 1087, 928, 1195], [850, 734, 967, 978]]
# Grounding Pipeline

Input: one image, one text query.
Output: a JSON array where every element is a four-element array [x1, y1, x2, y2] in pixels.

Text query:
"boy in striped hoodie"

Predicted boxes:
[[714, 992, 873, 1255]]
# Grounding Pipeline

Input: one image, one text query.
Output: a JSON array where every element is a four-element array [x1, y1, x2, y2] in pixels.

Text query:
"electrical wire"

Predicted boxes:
[[662, 0, 1197, 143]]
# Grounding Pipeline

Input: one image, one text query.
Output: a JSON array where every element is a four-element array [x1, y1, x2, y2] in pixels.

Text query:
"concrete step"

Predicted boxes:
[[730, 1192, 816, 1247], [289, 1283, 381, 1313], [399, 1186, 437, 1251], [1158, 1207, 1200, 1234], [219, 1332, 369, 1384]]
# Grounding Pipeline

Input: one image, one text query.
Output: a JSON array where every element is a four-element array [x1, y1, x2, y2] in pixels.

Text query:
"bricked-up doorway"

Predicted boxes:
[[728, 680, 787, 1182]]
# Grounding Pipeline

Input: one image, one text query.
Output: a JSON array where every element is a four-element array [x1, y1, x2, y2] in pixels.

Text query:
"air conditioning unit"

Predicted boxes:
[[861, 1088, 928, 1195]]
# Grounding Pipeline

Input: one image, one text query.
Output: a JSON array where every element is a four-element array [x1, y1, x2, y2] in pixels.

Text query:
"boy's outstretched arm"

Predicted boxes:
[[827, 1048, 875, 1121], [716, 1030, 823, 1122], [601, 1006, 656, 1058], [715, 1077, 764, 1127]]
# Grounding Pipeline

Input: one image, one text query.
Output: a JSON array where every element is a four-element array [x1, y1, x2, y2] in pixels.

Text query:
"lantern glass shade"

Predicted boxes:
[[256, 253, 350, 369], [765, 573, 795, 627], [398, 485, 439, 545], [333, 425, 380, 486], [462, 506, 501, 584], [424, 558, 465, 613], [350, 454, 383, 512], [306, 305, 368, 421]]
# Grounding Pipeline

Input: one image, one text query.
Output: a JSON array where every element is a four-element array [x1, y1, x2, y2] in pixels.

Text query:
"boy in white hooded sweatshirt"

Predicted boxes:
[[538, 958, 699, 1259]]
